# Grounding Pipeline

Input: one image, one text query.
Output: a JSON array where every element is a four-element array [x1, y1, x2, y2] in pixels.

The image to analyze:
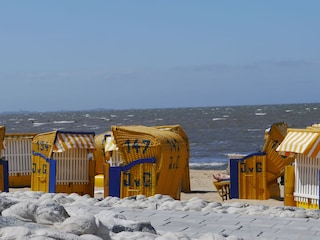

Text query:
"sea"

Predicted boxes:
[[1, 103, 320, 170]]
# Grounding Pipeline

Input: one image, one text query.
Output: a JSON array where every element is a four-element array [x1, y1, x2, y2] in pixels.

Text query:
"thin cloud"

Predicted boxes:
[[255, 59, 313, 68], [170, 59, 315, 73]]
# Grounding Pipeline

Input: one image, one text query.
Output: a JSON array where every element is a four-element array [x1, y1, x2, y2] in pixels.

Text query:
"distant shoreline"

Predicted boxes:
[[1, 102, 319, 115]]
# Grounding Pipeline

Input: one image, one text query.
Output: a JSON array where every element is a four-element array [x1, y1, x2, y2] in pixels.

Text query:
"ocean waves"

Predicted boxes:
[[1, 103, 320, 170]]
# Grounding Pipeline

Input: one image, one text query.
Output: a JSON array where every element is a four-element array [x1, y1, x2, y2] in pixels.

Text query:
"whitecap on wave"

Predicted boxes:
[[53, 121, 76, 124], [33, 122, 49, 127], [212, 118, 226, 121]]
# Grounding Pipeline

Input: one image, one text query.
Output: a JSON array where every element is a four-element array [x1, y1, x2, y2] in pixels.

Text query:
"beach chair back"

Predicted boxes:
[[31, 130, 96, 196], [3, 133, 37, 187]]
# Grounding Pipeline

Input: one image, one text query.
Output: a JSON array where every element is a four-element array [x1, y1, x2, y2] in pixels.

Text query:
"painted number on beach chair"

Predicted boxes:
[[32, 163, 37, 173], [36, 141, 50, 152], [123, 172, 131, 186], [142, 140, 150, 153], [271, 140, 279, 149], [143, 172, 151, 186], [167, 139, 180, 152], [240, 162, 263, 173], [42, 164, 47, 174], [123, 171, 152, 187], [125, 139, 151, 154], [169, 155, 180, 169]]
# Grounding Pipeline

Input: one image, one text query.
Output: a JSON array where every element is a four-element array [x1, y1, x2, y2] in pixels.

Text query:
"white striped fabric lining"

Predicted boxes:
[[53, 133, 95, 153], [276, 130, 319, 157]]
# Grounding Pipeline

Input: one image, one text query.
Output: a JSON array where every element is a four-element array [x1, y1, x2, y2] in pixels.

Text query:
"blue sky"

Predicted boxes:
[[0, 1, 319, 112]]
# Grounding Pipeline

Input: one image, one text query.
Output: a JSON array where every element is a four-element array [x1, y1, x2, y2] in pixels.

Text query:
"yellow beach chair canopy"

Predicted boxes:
[[111, 125, 188, 167], [111, 125, 190, 198]]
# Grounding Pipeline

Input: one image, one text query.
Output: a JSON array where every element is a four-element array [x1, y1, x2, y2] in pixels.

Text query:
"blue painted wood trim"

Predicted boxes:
[[0, 159, 9, 192], [229, 152, 266, 199], [32, 152, 56, 193], [121, 157, 156, 172], [108, 157, 157, 198]]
